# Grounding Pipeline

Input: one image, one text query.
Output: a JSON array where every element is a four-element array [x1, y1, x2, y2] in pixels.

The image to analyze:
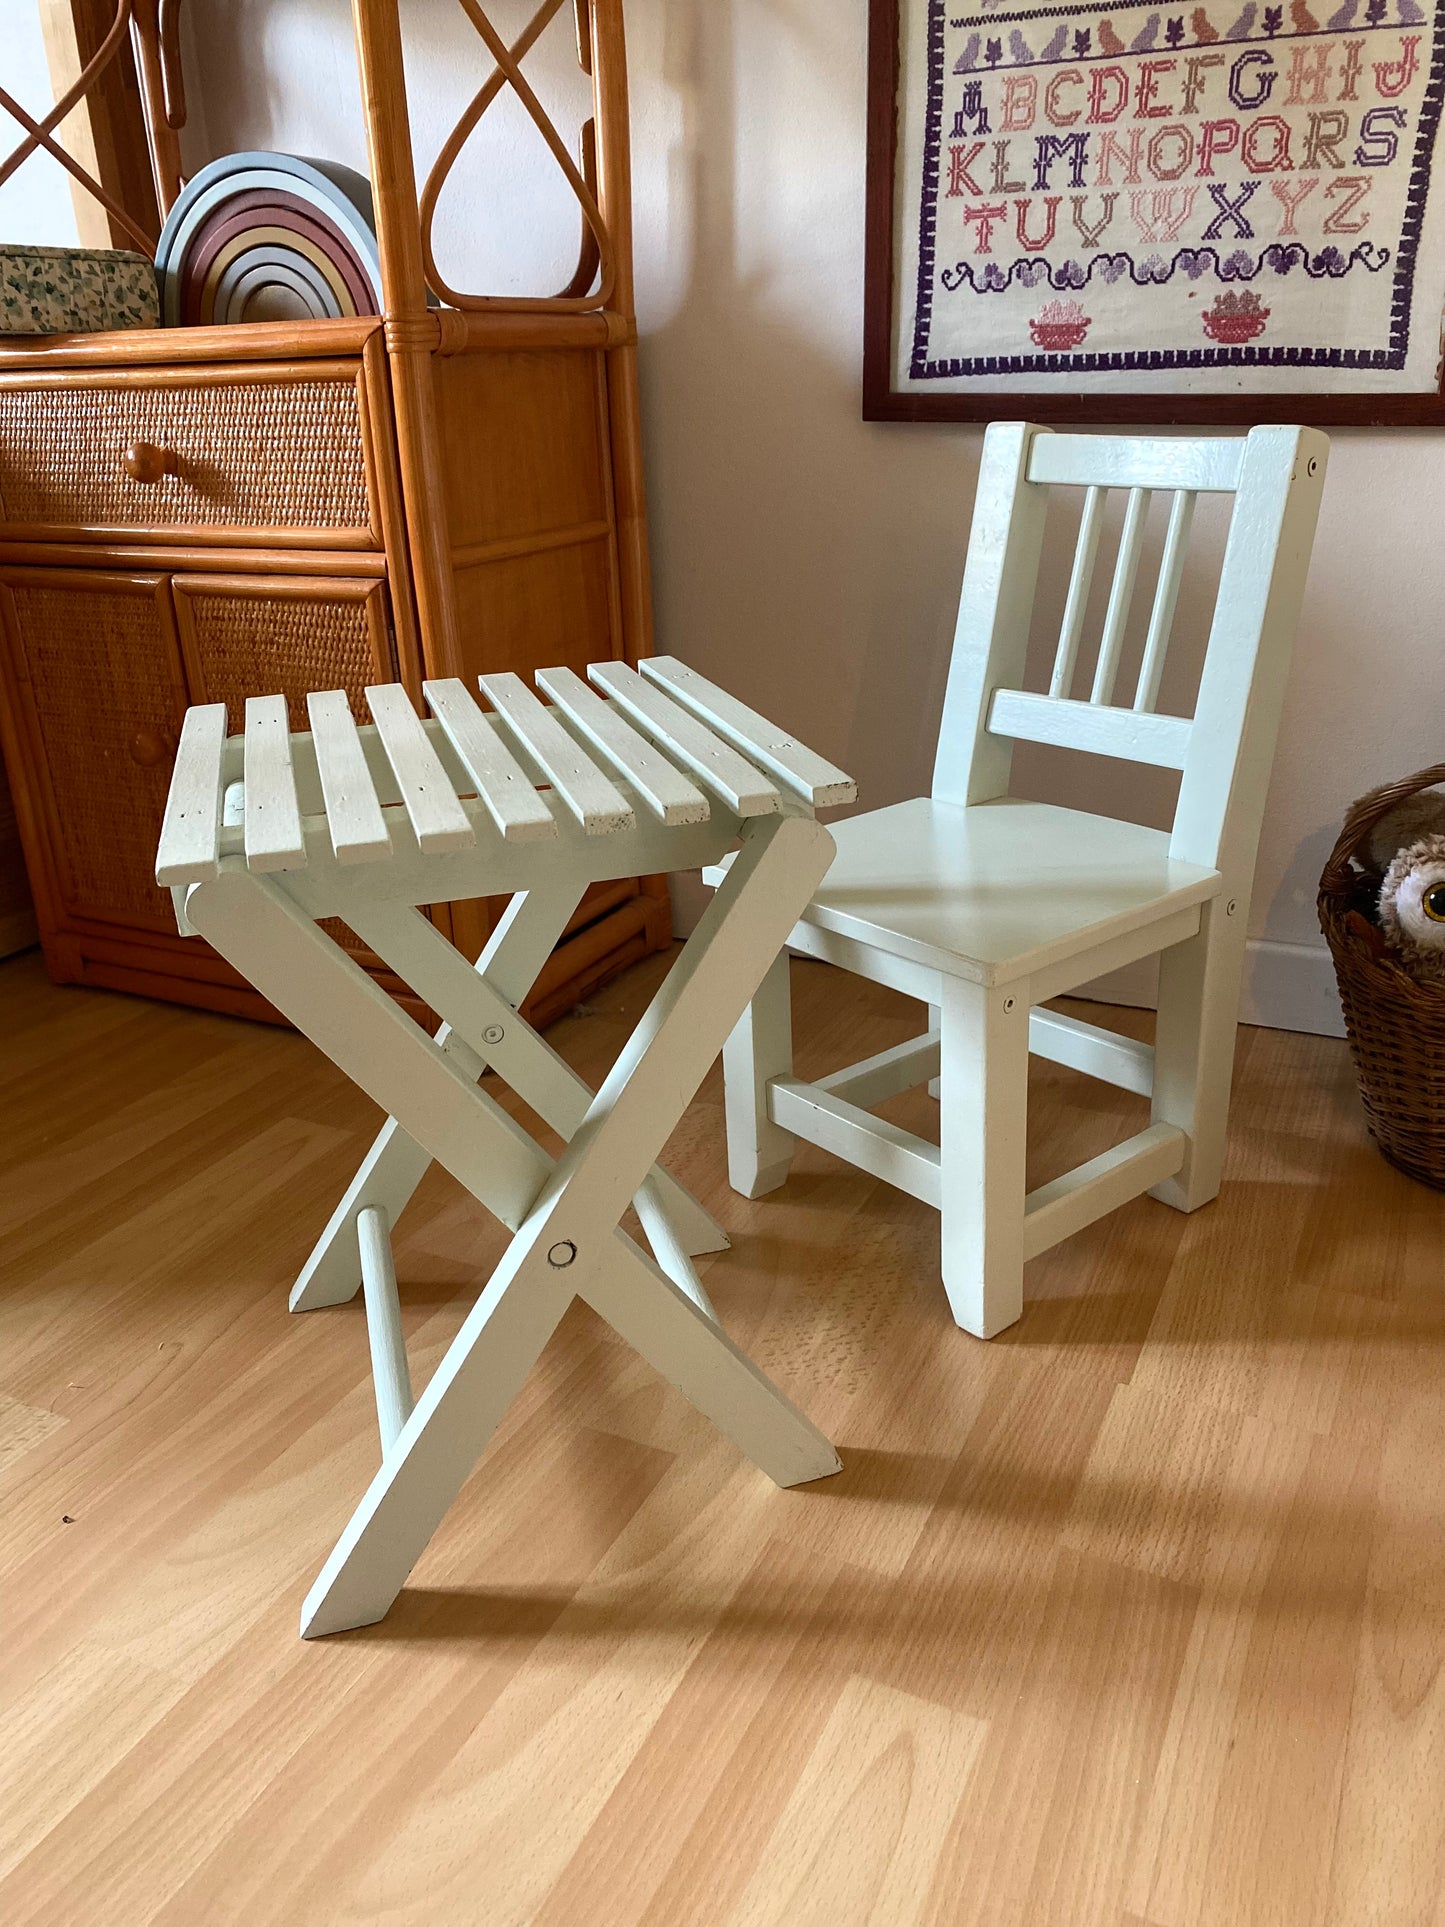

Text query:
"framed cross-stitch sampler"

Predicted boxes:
[[864, 0, 1445, 422]]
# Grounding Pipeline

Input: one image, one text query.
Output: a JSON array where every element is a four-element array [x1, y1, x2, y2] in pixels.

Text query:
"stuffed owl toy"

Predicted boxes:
[[1366, 793, 1445, 984]]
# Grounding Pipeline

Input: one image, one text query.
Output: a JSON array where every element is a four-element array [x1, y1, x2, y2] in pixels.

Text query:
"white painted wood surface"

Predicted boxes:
[[1050, 484, 1104, 699], [364, 684, 476, 855], [158, 658, 852, 1636], [479, 671, 635, 835], [588, 661, 784, 817], [639, 656, 856, 808], [357, 1205, 414, 1451], [1091, 486, 1150, 705], [155, 703, 228, 886], [1136, 491, 1196, 713], [422, 678, 558, 842], [987, 690, 1192, 770], [534, 666, 710, 825], [719, 421, 1329, 1340], [306, 690, 392, 865], [241, 695, 306, 874]]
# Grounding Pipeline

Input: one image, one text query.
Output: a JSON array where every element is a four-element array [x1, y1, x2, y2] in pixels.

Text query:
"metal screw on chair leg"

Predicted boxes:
[[483, 1024, 505, 1044], [547, 1240, 577, 1268]]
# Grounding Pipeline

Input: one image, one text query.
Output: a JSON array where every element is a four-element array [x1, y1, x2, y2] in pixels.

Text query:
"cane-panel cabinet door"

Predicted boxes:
[[171, 574, 396, 727], [0, 568, 190, 933]]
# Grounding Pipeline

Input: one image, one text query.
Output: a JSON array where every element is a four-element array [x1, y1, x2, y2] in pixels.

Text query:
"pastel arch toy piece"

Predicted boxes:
[[155, 152, 385, 327]]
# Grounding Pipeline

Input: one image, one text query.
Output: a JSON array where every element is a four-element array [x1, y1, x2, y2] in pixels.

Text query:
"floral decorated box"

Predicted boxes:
[[1, 245, 159, 336]]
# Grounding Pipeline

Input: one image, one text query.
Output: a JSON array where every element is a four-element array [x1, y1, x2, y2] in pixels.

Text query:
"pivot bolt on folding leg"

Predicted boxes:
[[156, 659, 856, 1637]]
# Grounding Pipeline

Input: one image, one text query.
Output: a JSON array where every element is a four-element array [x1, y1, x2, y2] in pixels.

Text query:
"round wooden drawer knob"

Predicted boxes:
[[122, 441, 178, 485], [129, 729, 172, 768]]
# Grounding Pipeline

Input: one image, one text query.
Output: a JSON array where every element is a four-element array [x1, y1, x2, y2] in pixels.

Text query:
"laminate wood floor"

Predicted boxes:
[[1, 945, 1442, 1926]]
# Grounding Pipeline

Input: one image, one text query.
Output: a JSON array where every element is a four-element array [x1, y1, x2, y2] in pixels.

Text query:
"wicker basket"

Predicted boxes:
[[1318, 761, 1445, 1189]]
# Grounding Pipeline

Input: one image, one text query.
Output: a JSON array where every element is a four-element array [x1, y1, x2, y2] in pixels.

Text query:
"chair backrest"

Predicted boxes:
[[932, 422, 1329, 877]]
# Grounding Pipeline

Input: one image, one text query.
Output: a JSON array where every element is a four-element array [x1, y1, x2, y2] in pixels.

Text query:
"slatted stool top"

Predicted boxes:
[[157, 658, 856, 891]]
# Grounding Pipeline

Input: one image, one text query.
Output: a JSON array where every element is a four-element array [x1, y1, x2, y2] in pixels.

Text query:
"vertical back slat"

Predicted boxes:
[[1134, 490, 1196, 714], [243, 695, 307, 873], [1090, 487, 1150, 705], [1049, 485, 1105, 698]]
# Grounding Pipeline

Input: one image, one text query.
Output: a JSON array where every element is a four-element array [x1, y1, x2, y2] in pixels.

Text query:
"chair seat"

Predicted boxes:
[[795, 796, 1221, 988]]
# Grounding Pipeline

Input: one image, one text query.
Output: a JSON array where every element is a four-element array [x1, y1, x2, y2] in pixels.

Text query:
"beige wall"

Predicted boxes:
[[183, 0, 1445, 1034]]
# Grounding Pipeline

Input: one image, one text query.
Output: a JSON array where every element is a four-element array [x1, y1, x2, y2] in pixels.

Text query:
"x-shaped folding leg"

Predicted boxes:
[[288, 874, 728, 1315], [185, 813, 841, 1637]]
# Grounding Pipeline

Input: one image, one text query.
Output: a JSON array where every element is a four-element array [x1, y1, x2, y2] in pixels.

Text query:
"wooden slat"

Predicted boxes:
[[364, 684, 475, 855], [988, 689, 1192, 770], [1028, 1007, 1154, 1097], [423, 679, 558, 842], [306, 690, 391, 866], [1022, 1122, 1185, 1261], [1050, 485, 1105, 699], [1135, 490, 1196, 714], [155, 703, 228, 887], [817, 1031, 942, 1110], [638, 656, 856, 807], [587, 661, 782, 817], [769, 1077, 942, 1210], [1091, 487, 1150, 705], [534, 666, 710, 825], [242, 695, 307, 874], [478, 672, 635, 836], [1029, 434, 1244, 493], [357, 1205, 415, 1454]]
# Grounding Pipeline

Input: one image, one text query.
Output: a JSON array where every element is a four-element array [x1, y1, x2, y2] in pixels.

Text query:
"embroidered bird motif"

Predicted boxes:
[[954, 31, 981, 71], [1038, 22, 1070, 59], [1326, 0, 1357, 23], [1224, 1, 1258, 34], [1191, 6, 1221, 35], [1008, 27, 1036, 61], [1097, 16, 1127, 51], [1130, 11, 1163, 45], [1289, 0, 1320, 29]]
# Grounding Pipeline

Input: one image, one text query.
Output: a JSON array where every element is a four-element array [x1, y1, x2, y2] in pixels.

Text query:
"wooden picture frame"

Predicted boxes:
[[864, 0, 1445, 425]]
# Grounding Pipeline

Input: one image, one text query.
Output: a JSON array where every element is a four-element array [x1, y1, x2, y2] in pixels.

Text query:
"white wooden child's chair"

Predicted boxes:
[[717, 423, 1328, 1338]]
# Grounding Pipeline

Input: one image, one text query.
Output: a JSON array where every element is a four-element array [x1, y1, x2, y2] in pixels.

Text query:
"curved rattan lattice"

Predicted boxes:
[[418, 0, 614, 313], [0, 1, 156, 252]]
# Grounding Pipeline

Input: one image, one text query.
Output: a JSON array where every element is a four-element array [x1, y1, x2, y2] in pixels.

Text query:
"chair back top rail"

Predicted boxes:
[[934, 421, 1328, 875], [157, 664, 851, 890]]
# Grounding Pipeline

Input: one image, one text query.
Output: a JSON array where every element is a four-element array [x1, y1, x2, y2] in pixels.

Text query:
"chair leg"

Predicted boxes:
[[938, 978, 1030, 1338], [723, 950, 798, 1198], [1150, 895, 1247, 1213]]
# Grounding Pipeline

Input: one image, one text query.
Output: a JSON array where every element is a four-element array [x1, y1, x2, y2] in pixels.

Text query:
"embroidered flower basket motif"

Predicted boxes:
[[1201, 291, 1271, 344], [1029, 299, 1091, 350]]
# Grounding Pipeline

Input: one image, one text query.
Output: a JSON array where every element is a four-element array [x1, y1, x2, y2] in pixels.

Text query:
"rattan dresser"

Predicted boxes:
[[0, 0, 669, 1026]]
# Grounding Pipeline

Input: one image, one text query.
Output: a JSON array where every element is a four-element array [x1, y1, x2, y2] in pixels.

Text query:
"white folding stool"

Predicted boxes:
[[716, 423, 1328, 1341], [156, 659, 854, 1637]]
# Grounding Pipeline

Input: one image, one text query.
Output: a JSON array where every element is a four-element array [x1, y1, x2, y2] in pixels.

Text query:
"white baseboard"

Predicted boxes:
[[1081, 937, 1345, 1038], [671, 875, 1346, 1040]]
